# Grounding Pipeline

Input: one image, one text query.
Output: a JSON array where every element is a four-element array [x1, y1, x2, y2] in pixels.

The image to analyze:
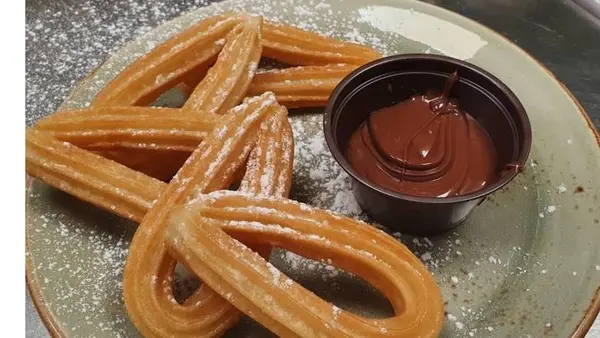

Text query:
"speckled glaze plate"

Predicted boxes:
[[26, 0, 600, 337]]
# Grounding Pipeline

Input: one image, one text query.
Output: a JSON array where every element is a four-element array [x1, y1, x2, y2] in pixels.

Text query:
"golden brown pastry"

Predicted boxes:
[[248, 64, 358, 108], [92, 13, 244, 107], [183, 15, 263, 115], [123, 93, 294, 337], [165, 190, 445, 338], [33, 106, 218, 152], [262, 20, 382, 66]]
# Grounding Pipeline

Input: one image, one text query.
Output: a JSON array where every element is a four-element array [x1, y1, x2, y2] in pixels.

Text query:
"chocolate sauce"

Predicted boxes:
[[346, 72, 497, 198]]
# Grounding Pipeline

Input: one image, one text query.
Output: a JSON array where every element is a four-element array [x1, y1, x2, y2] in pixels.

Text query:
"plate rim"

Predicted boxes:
[[25, 0, 600, 336]]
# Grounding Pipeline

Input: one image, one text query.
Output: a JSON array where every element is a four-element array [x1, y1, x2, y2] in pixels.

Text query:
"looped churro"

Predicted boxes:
[[123, 93, 296, 337], [92, 13, 244, 107], [165, 190, 444, 337], [25, 97, 295, 223]]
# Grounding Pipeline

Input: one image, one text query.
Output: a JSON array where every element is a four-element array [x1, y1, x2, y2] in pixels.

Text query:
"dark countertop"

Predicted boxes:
[[25, 0, 600, 336], [437, 0, 600, 129]]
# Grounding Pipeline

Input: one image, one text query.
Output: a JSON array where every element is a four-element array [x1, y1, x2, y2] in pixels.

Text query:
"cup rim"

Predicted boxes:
[[323, 53, 533, 204]]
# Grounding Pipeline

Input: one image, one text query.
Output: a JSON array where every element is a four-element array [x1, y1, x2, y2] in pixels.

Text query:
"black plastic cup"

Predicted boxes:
[[324, 54, 532, 236]]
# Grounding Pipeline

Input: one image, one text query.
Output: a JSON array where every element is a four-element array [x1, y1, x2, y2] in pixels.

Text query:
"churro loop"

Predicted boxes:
[[165, 190, 444, 338], [92, 13, 244, 107], [26, 129, 163, 222], [91, 13, 381, 108], [123, 93, 296, 337]]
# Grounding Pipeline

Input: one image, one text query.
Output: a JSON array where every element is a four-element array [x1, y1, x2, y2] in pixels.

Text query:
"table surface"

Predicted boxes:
[[25, 0, 600, 336]]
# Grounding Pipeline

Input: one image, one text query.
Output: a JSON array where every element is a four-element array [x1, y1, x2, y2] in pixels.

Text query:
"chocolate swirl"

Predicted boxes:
[[347, 72, 497, 197]]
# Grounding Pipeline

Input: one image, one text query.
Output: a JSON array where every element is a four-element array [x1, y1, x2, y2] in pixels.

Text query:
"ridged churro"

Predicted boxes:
[[248, 64, 358, 108], [25, 98, 294, 220], [183, 15, 263, 115], [165, 190, 444, 338], [123, 93, 290, 337], [26, 129, 162, 222], [262, 21, 382, 66], [92, 14, 243, 107], [34, 107, 218, 152], [89, 14, 265, 181], [239, 105, 293, 196]]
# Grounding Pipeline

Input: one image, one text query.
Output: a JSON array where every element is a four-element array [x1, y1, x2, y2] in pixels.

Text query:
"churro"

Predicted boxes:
[[165, 190, 444, 338], [239, 105, 293, 196], [27, 92, 293, 215], [248, 64, 358, 108], [183, 15, 263, 115], [262, 21, 382, 66], [92, 14, 243, 107], [34, 107, 218, 152], [123, 93, 290, 337], [26, 129, 162, 222]]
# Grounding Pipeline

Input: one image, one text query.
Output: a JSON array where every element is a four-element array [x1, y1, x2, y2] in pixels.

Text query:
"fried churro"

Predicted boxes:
[[123, 93, 291, 337], [165, 190, 444, 338], [248, 64, 358, 108], [34, 107, 218, 152], [92, 14, 243, 107], [183, 15, 263, 115], [262, 21, 382, 66]]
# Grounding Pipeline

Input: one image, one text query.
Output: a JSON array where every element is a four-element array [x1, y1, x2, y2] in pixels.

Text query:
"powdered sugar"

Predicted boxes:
[[26, 0, 220, 126], [26, 191, 134, 336], [290, 116, 364, 219], [27, 0, 598, 336]]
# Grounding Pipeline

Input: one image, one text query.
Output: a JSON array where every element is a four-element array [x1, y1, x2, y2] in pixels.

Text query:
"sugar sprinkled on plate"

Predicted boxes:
[[26, 0, 573, 335]]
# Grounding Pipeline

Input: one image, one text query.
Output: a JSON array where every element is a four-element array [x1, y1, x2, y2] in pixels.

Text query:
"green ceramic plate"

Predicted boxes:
[[26, 0, 600, 337]]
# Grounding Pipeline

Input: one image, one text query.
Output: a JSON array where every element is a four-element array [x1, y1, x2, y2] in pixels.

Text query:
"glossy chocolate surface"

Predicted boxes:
[[347, 73, 497, 197]]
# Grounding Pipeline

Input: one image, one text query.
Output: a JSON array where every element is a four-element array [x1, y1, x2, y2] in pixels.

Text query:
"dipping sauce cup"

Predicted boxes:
[[324, 54, 532, 236]]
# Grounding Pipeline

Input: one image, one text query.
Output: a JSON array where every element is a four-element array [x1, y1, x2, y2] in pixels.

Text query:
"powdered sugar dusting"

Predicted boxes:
[[27, 0, 598, 336], [290, 116, 364, 219], [27, 186, 136, 336], [26, 0, 220, 126]]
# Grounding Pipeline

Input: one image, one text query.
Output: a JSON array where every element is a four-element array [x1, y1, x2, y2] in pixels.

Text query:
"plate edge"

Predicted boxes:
[[412, 3, 600, 335], [26, 175, 65, 338]]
